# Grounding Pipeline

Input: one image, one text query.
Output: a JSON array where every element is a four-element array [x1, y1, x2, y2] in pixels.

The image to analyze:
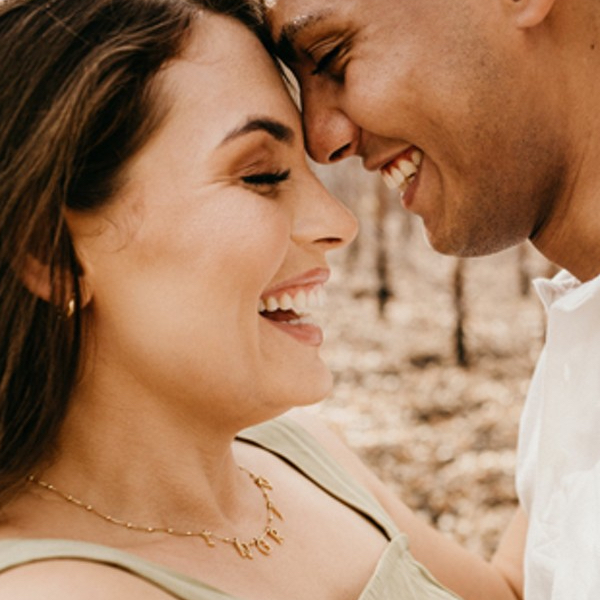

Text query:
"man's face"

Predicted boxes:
[[266, 0, 567, 257]]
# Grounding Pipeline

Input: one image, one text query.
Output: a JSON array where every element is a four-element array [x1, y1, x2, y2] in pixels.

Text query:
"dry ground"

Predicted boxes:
[[306, 161, 552, 559]]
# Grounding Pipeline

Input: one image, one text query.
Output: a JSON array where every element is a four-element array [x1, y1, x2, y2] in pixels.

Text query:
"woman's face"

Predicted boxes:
[[68, 14, 357, 427]]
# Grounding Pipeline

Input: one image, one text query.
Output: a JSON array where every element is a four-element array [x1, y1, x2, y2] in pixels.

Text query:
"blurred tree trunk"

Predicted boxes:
[[375, 178, 392, 318], [345, 219, 361, 272], [453, 258, 469, 367], [517, 243, 531, 297]]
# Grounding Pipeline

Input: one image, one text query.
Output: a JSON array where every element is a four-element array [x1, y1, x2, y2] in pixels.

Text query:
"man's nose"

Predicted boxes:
[[301, 81, 360, 164]]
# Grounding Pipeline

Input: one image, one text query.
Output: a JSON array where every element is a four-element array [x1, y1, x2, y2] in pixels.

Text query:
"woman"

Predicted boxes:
[[0, 1, 517, 599]]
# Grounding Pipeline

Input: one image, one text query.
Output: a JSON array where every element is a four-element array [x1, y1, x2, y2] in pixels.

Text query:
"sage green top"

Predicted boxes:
[[0, 417, 462, 599]]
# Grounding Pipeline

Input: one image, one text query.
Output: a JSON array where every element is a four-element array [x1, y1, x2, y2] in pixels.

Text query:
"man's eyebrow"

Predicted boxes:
[[220, 117, 295, 147], [276, 12, 330, 63]]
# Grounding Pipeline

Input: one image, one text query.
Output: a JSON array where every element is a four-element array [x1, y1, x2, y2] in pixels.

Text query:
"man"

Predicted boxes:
[[264, 1, 600, 599]]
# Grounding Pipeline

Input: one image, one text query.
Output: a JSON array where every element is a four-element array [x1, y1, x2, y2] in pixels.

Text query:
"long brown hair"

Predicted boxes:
[[0, 0, 265, 505]]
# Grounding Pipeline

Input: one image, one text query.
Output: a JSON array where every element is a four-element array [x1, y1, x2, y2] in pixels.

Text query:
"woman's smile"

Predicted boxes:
[[259, 268, 329, 346]]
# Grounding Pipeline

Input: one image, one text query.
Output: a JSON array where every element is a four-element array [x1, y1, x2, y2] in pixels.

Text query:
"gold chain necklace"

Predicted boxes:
[[27, 467, 284, 560]]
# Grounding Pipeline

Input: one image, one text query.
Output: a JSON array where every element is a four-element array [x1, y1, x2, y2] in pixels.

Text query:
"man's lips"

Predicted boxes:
[[363, 145, 419, 172]]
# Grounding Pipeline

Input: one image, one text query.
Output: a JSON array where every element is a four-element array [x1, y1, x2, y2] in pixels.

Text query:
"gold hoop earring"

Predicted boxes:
[[65, 297, 75, 319]]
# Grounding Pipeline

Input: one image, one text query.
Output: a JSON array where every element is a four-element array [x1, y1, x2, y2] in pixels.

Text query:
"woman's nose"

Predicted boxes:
[[301, 80, 360, 165], [292, 170, 358, 252]]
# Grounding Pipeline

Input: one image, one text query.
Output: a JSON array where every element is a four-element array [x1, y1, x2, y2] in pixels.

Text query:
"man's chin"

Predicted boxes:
[[422, 223, 521, 259]]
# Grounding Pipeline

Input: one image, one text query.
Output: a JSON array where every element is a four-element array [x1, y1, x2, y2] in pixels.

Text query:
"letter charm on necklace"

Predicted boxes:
[[27, 467, 284, 560]]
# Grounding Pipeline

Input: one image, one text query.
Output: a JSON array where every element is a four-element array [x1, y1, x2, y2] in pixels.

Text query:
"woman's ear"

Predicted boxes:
[[507, 0, 556, 29], [21, 254, 92, 310], [21, 254, 53, 302]]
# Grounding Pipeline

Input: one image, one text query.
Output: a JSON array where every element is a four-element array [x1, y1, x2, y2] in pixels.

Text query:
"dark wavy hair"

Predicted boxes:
[[0, 0, 265, 505]]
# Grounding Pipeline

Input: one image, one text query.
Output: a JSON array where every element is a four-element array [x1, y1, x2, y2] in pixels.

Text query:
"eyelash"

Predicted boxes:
[[311, 41, 349, 81], [242, 169, 291, 188]]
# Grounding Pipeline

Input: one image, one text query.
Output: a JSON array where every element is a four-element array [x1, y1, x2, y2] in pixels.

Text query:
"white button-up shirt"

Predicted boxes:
[[516, 270, 600, 599]]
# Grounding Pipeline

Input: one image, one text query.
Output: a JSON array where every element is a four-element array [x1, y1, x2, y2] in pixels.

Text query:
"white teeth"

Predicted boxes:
[[266, 297, 279, 312], [295, 289, 307, 310], [382, 171, 396, 190], [260, 284, 326, 315], [279, 292, 293, 311], [399, 159, 417, 178], [389, 166, 407, 188], [288, 315, 316, 326], [380, 149, 423, 191], [317, 287, 326, 307]]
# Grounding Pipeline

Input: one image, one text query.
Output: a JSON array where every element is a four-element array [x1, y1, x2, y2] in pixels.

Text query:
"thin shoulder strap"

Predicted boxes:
[[0, 538, 235, 599], [0, 417, 401, 596], [238, 416, 400, 541]]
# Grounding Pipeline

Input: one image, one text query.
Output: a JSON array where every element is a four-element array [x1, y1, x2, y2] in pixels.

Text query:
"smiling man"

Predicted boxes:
[[264, 0, 600, 599]]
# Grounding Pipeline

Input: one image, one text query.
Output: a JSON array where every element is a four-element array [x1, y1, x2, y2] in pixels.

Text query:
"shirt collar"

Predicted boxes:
[[534, 269, 600, 312]]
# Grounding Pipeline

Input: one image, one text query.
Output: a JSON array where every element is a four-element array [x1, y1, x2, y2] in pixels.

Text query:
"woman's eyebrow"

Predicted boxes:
[[220, 116, 295, 147]]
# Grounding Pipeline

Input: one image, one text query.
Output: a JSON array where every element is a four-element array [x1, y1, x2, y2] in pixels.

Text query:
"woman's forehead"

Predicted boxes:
[[127, 14, 300, 165]]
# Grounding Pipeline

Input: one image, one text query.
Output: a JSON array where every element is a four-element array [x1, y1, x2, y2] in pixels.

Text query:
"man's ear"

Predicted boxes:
[[507, 0, 556, 29], [21, 254, 92, 309]]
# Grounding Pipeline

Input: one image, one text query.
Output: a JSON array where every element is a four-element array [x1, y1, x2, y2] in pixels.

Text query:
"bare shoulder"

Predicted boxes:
[[0, 559, 174, 600]]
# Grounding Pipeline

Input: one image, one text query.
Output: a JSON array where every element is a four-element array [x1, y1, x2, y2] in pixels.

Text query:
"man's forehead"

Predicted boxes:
[[280, 13, 329, 42], [265, 0, 335, 60], [265, 0, 332, 34]]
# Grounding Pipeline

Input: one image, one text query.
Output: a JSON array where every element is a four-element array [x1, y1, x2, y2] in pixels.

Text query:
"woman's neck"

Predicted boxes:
[[40, 380, 261, 534]]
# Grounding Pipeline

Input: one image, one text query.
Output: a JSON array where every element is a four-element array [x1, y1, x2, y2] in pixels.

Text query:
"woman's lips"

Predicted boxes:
[[263, 318, 324, 346], [259, 273, 328, 347]]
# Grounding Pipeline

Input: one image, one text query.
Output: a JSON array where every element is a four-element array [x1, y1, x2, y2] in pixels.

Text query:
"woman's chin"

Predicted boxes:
[[290, 366, 334, 408], [263, 364, 333, 417]]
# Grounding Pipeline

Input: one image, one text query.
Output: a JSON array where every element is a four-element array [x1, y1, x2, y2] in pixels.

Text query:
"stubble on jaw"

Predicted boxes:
[[430, 130, 567, 260], [426, 13, 567, 258]]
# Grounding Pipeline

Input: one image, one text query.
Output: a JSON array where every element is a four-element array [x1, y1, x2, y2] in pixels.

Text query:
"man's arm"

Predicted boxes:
[[491, 507, 527, 599]]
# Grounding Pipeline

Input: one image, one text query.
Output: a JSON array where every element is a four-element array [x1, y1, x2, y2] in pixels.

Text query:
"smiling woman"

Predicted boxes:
[[0, 1, 514, 600]]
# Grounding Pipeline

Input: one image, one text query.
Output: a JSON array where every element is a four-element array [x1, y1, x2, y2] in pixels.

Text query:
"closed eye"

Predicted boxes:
[[309, 36, 352, 84], [311, 45, 342, 76], [242, 170, 291, 186]]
